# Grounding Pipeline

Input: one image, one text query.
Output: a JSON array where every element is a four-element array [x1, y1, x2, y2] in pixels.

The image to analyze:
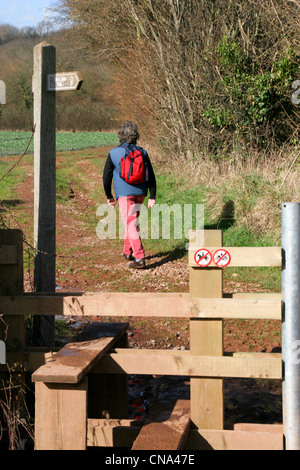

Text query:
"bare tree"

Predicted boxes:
[[0, 24, 19, 45], [54, 0, 300, 156]]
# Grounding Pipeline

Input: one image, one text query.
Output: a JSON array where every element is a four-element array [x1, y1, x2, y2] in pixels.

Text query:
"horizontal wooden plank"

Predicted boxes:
[[233, 292, 281, 299], [132, 400, 191, 450], [109, 349, 283, 359], [190, 298, 281, 320], [2, 350, 282, 373], [0, 245, 18, 264], [0, 293, 282, 320], [186, 429, 284, 450], [189, 247, 281, 267], [234, 423, 283, 433], [0, 293, 189, 317], [6, 349, 282, 382], [93, 349, 282, 379], [32, 323, 128, 383]]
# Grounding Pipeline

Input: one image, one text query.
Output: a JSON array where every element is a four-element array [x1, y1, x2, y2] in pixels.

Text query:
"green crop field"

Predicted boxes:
[[0, 131, 119, 157]]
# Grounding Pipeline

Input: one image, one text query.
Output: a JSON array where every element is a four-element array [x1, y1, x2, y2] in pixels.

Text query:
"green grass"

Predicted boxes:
[[0, 131, 119, 156], [0, 160, 27, 200]]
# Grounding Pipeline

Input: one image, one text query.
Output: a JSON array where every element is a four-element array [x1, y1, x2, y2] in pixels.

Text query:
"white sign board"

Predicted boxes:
[[47, 71, 83, 92], [0, 80, 6, 104]]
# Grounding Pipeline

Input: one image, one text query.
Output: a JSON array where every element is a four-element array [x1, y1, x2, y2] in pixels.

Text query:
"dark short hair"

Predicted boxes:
[[118, 121, 140, 144]]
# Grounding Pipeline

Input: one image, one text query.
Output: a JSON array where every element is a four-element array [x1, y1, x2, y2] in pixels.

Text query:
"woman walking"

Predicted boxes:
[[102, 121, 156, 268]]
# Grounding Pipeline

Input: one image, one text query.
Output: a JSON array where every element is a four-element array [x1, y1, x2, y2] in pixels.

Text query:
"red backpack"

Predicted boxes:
[[120, 145, 148, 185]]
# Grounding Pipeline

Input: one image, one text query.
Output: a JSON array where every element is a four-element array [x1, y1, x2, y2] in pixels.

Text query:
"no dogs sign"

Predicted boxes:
[[213, 249, 231, 268], [194, 249, 213, 267]]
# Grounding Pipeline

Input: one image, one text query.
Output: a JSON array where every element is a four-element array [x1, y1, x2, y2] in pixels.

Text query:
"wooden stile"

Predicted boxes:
[[0, 226, 285, 450]]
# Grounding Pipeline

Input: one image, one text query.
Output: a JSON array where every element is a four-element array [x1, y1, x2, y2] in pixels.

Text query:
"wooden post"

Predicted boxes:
[[189, 230, 224, 429], [0, 229, 24, 351], [34, 379, 88, 450], [32, 42, 56, 347]]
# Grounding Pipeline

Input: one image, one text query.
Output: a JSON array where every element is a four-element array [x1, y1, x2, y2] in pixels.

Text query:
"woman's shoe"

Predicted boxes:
[[129, 259, 146, 269]]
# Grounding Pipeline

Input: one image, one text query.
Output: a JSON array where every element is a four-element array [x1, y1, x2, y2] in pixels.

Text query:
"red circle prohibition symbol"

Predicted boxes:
[[194, 249, 213, 267], [213, 249, 231, 268]]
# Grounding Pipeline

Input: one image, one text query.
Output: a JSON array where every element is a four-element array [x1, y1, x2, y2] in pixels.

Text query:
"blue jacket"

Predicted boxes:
[[103, 143, 156, 200]]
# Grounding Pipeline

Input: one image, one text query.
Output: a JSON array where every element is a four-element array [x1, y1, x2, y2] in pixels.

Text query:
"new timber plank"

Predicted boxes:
[[0, 293, 282, 320], [185, 429, 284, 450], [32, 322, 128, 383], [234, 423, 283, 433], [95, 350, 282, 379], [132, 400, 191, 450], [2, 349, 282, 374]]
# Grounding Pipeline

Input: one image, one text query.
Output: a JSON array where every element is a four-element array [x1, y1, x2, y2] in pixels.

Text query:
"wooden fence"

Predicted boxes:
[[0, 228, 284, 450]]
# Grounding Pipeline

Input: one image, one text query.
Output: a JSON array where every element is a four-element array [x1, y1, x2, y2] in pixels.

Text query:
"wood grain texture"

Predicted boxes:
[[32, 322, 128, 383]]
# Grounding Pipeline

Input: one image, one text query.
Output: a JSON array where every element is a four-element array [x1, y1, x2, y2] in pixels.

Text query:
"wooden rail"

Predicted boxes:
[[0, 293, 282, 320], [93, 349, 282, 379]]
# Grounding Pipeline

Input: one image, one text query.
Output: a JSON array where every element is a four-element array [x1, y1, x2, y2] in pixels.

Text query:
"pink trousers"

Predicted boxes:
[[118, 195, 145, 260]]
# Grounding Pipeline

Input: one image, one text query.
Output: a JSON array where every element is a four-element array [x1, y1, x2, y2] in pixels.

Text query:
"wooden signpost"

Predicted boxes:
[[0, 80, 6, 105], [32, 42, 83, 347]]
